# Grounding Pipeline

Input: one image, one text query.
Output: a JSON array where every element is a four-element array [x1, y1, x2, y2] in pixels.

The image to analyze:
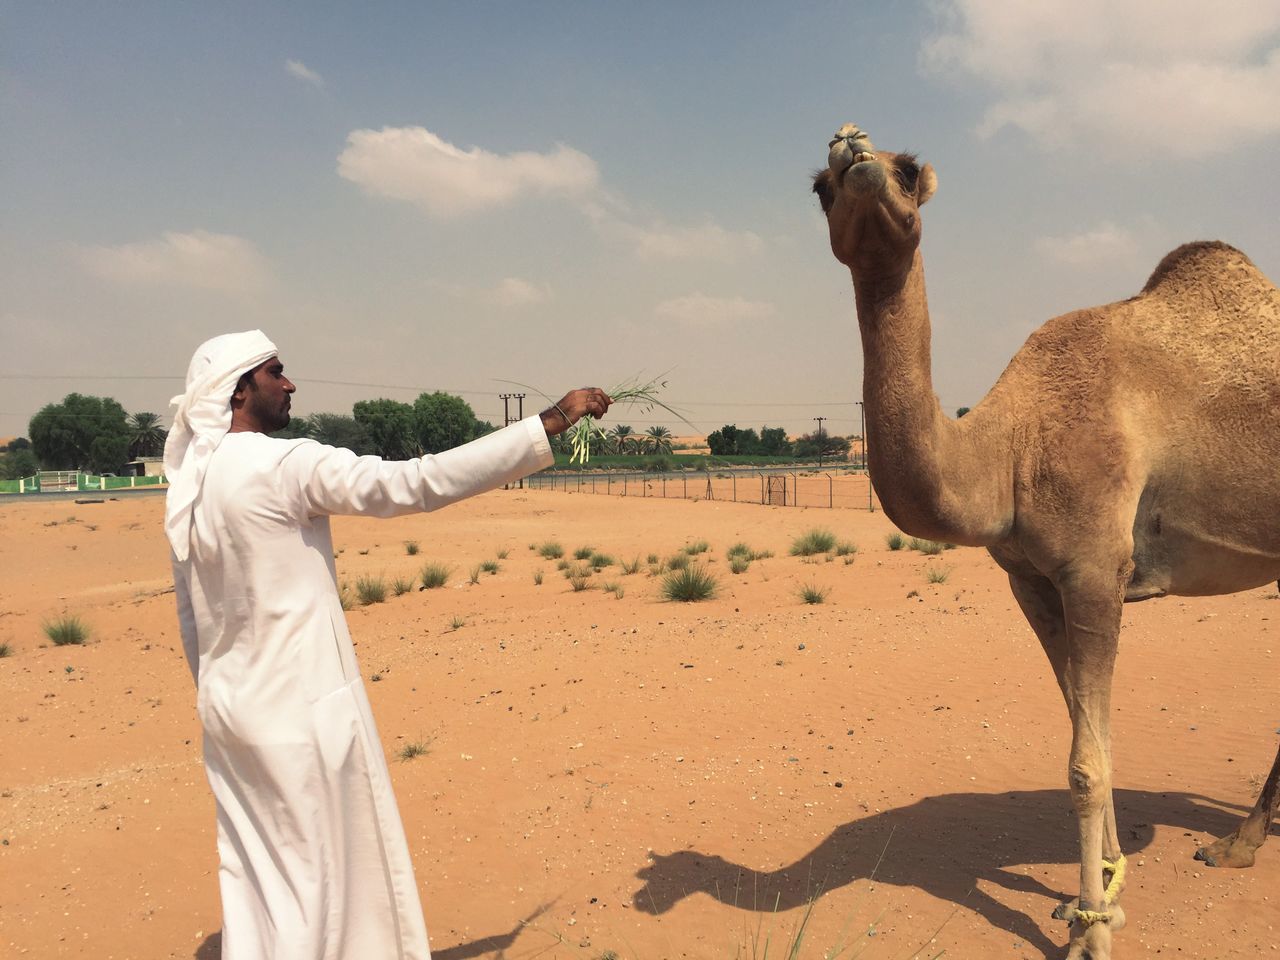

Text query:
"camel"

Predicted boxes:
[[812, 123, 1280, 960]]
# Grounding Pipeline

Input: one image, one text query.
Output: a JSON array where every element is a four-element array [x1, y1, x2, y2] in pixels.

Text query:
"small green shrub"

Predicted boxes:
[[925, 565, 951, 584], [662, 565, 718, 602], [539, 541, 564, 559], [398, 740, 432, 762], [910, 537, 944, 555], [573, 545, 594, 560], [481, 559, 500, 574], [0, 643, 12, 658], [568, 571, 592, 592], [469, 565, 482, 585], [356, 575, 387, 605], [666, 552, 691, 571], [683, 540, 710, 555], [404, 540, 420, 556], [391, 576, 414, 596], [886, 532, 905, 551], [589, 552, 614, 569], [420, 562, 451, 589], [496, 548, 509, 559], [556, 558, 570, 570], [621, 556, 642, 575], [338, 582, 355, 610], [726, 542, 752, 559], [602, 581, 624, 598], [45, 615, 88, 646], [450, 616, 466, 630], [533, 569, 544, 586], [791, 528, 837, 557], [646, 552, 659, 564], [835, 541, 858, 557], [729, 556, 750, 575], [799, 582, 830, 604]]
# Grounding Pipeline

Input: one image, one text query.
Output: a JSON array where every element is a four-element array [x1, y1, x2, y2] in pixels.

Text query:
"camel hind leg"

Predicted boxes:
[[1195, 738, 1280, 868]]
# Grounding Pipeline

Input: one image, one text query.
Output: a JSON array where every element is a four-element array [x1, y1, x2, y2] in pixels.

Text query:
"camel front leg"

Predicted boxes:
[[1009, 573, 1127, 918], [1056, 570, 1128, 960], [1195, 738, 1280, 868]]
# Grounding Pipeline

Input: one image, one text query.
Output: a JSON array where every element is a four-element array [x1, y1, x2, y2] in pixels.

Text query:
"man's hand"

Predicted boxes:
[[540, 388, 612, 437]]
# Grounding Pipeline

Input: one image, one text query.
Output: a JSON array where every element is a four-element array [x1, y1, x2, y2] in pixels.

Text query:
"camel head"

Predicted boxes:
[[813, 123, 937, 279]]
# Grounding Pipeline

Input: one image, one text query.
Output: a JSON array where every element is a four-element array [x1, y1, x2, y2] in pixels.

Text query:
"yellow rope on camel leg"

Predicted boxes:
[[1102, 853, 1127, 904], [1069, 855, 1128, 928]]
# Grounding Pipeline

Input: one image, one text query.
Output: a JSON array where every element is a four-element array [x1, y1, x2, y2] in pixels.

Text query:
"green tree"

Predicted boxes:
[[29, 394, 130, 471], [353, 399, 419, 460], [309, 413, 374, 454], [758, 426, 791, 456], [706, 424, 740, 456], [956, 406, 971, 418], [609, 424, 637, 454], [127, 412, 167, 459], [269, 416, 313, 440], [792, 431, 851, 460], [413, 391, 477, 454], [644, 425, 673, 454], [6, 437, 31, 452], [0, 448, 39, 480]]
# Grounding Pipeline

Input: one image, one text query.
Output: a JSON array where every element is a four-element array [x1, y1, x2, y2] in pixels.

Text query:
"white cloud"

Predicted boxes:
[[628, 221, 763, 261], [924, 0, 1280, 154], [337, 126, 599, 218], [285, 59, 324, 88], [79, 230, 270, 293], [1035, 221, 1139, 265], [580, 201, 763, 262], [482, 277, 552, 307], [654, 293, 777, 327]]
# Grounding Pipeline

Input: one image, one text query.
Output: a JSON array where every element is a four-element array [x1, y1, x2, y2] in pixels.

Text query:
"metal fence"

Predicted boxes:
[[526, 465, 881, 511]]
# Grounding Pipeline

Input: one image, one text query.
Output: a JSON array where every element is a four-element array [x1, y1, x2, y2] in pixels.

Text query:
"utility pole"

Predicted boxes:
[[856, 400, 872, 512], [499, 393, 526, 487], [813, 416, 827, 468], [856, 401, 866, 470]]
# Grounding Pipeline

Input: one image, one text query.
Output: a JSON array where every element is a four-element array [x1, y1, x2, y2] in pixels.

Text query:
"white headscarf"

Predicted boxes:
[[164, 330, 279, 561]]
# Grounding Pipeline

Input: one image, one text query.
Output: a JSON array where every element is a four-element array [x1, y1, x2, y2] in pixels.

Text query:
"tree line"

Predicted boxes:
[[0, 390, 499, 480], [705, 424, 852, 459], [1, 392, 866, 482]]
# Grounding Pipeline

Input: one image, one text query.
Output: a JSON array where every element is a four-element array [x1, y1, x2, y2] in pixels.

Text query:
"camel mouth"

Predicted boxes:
[[853, 151, 876, 165]]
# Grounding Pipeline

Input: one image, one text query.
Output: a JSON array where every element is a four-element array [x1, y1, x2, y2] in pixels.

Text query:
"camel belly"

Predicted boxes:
[[1129, 512, 1280, 600]]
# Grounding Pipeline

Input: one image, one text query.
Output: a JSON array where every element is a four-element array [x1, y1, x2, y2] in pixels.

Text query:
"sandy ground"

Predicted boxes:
[[1, 488, 1277, 959]]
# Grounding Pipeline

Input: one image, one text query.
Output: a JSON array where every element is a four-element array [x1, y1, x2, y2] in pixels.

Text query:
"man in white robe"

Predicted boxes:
[[166, 331, 609, 959]]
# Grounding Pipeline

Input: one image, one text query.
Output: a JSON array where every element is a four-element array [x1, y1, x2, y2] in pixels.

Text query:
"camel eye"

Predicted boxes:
[[894, 159, 920, 194], [812, 172, 834, 213]]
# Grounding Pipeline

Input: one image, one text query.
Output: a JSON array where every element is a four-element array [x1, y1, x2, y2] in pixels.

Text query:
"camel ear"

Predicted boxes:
[[917, 164, 937, 205]]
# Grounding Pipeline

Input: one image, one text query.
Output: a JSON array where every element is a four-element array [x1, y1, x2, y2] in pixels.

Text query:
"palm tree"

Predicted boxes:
[[644, 425, 673, 454], [609, 424, 637, 455], [128, 412, 167, 459]]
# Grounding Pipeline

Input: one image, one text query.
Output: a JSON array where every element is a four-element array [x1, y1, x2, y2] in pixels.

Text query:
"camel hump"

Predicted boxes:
[[1141, 241, 1258, 295]]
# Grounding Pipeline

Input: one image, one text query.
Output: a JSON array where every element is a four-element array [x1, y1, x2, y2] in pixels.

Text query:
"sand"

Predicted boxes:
[[1, 488, 1277, 959]]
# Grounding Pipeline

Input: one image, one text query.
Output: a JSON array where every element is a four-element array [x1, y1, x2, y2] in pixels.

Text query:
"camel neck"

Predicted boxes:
[[853, 255, 1013, 545]]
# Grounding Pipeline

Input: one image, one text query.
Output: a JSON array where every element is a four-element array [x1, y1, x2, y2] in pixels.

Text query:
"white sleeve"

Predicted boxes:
[[277, 414, 554, 519]]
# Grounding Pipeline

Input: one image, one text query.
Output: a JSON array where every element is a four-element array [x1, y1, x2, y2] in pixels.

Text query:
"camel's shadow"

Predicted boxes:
[[632, 787, 1256, 956]]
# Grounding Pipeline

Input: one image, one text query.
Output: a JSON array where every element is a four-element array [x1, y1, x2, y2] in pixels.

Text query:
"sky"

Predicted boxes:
[[3, 1, 1279, 441]]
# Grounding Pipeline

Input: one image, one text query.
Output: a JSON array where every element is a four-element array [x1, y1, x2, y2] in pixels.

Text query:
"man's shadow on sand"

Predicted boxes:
[[631, 787, 1263, 957]]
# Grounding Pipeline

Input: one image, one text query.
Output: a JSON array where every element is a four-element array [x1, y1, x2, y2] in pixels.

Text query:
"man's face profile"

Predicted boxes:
[[232, 356, 296, 433]]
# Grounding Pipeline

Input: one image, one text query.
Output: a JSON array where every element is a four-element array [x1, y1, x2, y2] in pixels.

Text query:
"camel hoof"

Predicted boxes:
[[1196, 835, 1257, 868]]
